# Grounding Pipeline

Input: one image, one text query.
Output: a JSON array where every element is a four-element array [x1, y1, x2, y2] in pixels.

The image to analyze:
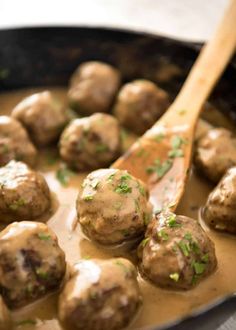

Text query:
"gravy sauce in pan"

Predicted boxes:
[[1, 87, 236, 329]]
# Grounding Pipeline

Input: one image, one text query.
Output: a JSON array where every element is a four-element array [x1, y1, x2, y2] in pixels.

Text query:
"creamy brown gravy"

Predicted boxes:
[[1, 87, 236, 330]]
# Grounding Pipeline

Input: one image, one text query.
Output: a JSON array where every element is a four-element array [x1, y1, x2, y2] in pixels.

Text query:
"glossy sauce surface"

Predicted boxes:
[[0, 88, 236, 330]]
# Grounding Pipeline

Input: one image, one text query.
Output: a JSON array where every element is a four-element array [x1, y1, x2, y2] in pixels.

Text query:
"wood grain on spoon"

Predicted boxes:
[[113, 0, 236, 212]]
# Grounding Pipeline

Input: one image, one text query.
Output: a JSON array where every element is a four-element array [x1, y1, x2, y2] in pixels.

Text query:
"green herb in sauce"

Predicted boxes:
[[37, 233, 51, 241], [56, 167, 74, 186], [158, 229, 169, 241], [146, 159, 173, 179]]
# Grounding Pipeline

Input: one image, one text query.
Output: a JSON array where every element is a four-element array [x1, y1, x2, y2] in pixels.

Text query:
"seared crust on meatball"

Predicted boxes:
[[195, 128, 236, 183], [76, 168, 152, 245], [0, 116, 37, 167], [138, 212, 217, 290], [204, 167, 236, 234], [0, 221, 66, 308], [12, 91, 68, 146], [68, 61, 121, 115], [0, 161, 51, 223], [59, 113, 121, 171], [113, 80, 169, 135], [58, 258, 141, 330], [0, 296, 12, 329]]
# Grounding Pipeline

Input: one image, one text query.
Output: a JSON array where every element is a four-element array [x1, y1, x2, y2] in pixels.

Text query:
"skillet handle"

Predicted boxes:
[[160, 294, 236, 330]]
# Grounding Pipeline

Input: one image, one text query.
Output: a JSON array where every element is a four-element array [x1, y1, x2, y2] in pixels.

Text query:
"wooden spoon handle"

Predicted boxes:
[[160, 0, 236, 127]]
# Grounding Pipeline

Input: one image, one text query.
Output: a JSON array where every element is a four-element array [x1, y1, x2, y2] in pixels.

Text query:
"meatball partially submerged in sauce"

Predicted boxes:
[[59, 113, 121, 171], [0, 116, 37, 167], [0, 221, 66, 309], [113, 80, 169, 135], [0, 296, 12, 329], [77, 168, 152, 245], [138, 212, 217, 290], [195, 128, 236, 183], [0, 161, 51, 223], [12, 91, 68, 147], [204, 167, 236, 234], [68, 61, 121, 115], [58, 258, 141, 330]]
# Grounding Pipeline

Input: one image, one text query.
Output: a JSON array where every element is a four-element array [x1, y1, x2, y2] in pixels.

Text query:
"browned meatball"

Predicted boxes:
[[0, 221, 66, 308], [204, 167, 236, 234], [113, 80, 169, 135], [77, 168, 152, 245], [0, 161, 51, 223], [195, 128, 236, 183], [12, 91, 68, 146], [59, 113, 121, 171], [0, 116, 37, 167], [58, 258, 141, 330], [0, 296, 12, 329], [138, 211, 217, 290], [68, 61, 121, 115]]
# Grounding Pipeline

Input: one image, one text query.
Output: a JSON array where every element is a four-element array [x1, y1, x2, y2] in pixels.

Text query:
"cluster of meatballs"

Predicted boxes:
[[0, 59, 236, 329]]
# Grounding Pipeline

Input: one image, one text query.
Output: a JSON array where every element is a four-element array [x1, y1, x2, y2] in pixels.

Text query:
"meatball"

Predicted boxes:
[[204, 167, 236, 234], [113, 80, 169, 135], [195, 128, 236, 183], [59, 113, 121, 171], [76, 168, 152, 245], [11, 91, 68, 146], [58, 258, 141, 330], [0, 161, 51, 223], [0, 221, 66, 308], [0, 116, 37, 167], [68, 61, 121, 115], [138, 211, 217, 289], [0, 296, 12, 329]]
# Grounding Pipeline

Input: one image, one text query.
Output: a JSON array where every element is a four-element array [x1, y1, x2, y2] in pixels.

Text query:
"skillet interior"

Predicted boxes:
[[0, 27, 236, 330]]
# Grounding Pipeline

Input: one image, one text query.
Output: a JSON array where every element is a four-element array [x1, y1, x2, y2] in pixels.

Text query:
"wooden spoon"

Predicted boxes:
[[113, 0, 236, 212]]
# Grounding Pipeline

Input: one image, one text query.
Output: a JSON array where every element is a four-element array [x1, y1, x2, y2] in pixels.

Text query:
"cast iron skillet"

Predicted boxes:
[[0, 27, 236, 330]]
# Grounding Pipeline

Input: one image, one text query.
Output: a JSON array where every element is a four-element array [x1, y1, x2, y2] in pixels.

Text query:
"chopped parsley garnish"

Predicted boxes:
[[141, 237, 150, 247], [83, 195, 94, 201], [143, 213, 151, 225], [107, 173, 115, 182], [56, 167, 74, 186], [114, 173, 132, 194], [169, 272, 180, 282], [115, 182, 132, 194], [9, 198, 26, 211], [168, 148, 184, 158], [184, 232, 192, 240], [158, 229, 169, 241], [38, 233, 51, 241], [192, 261, 206, 275], [178, 240, 190, 257], [153, 133, 165, 142], [95, 143, 109, 153], [137, 182, 146, 196], [36, 269, 48, 279], [171, 136, 187, 149], [146, 158, 173, 179], [166, 213, 181, 228], [201, 253, 209, 263], [15, 319, 37, 326], [121, 229, 130, 237], [136, 148, 149, 157]]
